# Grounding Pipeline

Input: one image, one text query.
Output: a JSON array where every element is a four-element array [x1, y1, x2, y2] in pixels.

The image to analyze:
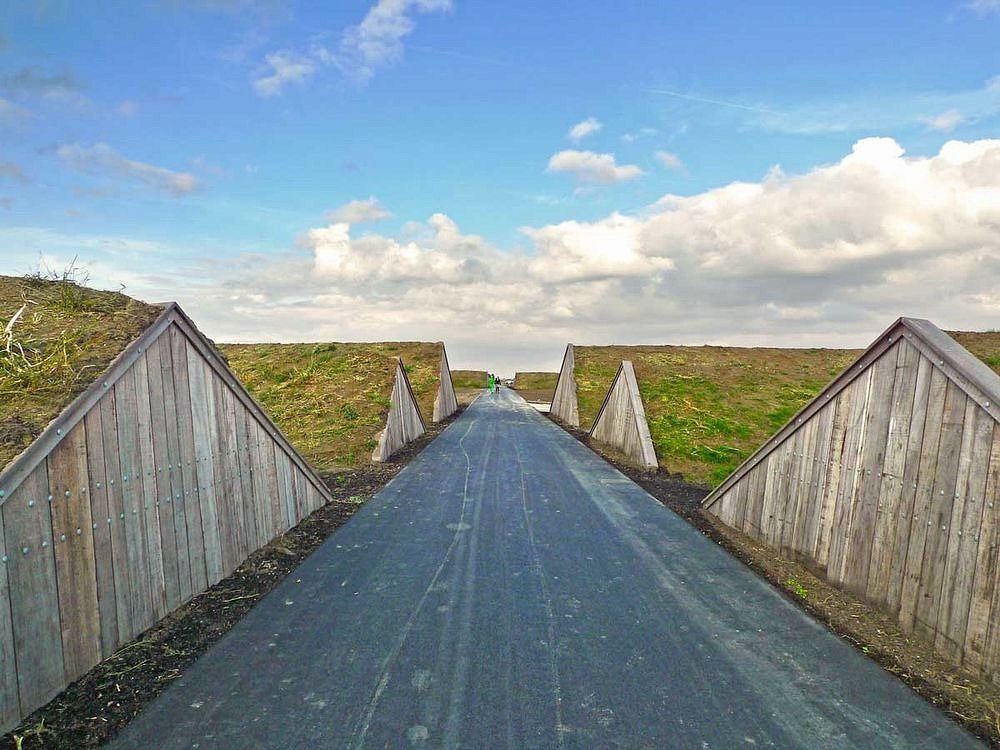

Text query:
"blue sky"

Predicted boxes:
[[2, 1, 1000, 371]]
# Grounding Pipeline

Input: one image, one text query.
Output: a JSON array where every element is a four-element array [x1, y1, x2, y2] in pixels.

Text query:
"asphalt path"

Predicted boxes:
[[110, 388, 981, 748]]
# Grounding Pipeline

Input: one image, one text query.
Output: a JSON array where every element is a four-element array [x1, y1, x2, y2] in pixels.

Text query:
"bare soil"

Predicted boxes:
[[1, 411, 461, 750], [553, 415, 1000, 747]]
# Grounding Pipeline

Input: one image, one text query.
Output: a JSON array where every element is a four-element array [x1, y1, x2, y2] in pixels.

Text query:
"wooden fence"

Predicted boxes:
[[433, 347, 459, 422], [372, 358, 426, 462], [704, 318, 1000, 678], [551, 344, 579, 427], [0, 304, 332, 733], [590, 361, 658, 469]]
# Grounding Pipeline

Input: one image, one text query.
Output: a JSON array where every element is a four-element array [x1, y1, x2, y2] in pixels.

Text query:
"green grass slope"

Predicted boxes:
[[574, 331, 1000, 488], [513, 371, 558, 402], [220, 342, 443, 471]]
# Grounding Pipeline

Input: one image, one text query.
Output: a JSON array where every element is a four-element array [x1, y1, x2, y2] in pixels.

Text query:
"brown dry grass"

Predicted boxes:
[[0, 274, 162, 473], [219, 342, 443, 470], [451, 370, 487, 389]]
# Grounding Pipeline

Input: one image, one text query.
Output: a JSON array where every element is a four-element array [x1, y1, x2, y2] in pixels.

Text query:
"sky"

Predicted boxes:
[[1, 0, 1000, 373]]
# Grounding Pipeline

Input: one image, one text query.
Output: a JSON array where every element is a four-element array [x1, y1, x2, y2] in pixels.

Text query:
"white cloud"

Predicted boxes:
[[253, 51, 315, 97], [547, 150, 643, 184], [567, 117, 602, 142], [56, 143, 200, 196], [654, 151, 683, 170], [326, 196, 392, 224], [254, 0, 450, 95], [336, 0, 452, 82], [965, 0, 1000, 14], [7, 137, 1000, 372], [622, 127, 658, 144], [921, 108, 963, 132]]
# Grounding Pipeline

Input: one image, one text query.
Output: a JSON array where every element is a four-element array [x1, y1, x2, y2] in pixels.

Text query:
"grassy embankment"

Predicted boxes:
[[221, 342, 443, 471], [512, 371, 558, 402], [0, 273, 162, 472], [451, 369, 487, 405], [573, 333, 1000, 488]]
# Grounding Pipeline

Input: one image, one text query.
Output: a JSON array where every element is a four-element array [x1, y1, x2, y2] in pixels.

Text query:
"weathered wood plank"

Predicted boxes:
[[47, 422, 101, 680], [914, 378, 967, 640], [133, 352, 168, 620], [276, 448, 296, 533], [83, 406, 119, 656], [789, 417, 818, 558], [743, 461, 767, 538], [842, 349, 896, 597], [212, 378, 239, 575], [732, 471, 750, 533], [246, 417, 270, 544], [263, 435, 283, 537], [867, 341, 920, 608], [169, 327, 207, 595], [801, 402, 835, 562], [899, 362, 949, 632], [224, 387, 249, 563], [937, 405, 993, 660], [815, 383, 852, 568], [886, 352, 933, 616], [98, 389, 135, 643], [0, 486, 22, 731], [114, 365, 155, 631], [143, 341, 181, 613], [827, 371, 872, 584], [963, 426, 1000, 671], [1, 462, 64, 716], [186, 345, 223, 585], [233, 405, 258, 555], [157, 333, 193, 604], [759, 441, 783, 547]]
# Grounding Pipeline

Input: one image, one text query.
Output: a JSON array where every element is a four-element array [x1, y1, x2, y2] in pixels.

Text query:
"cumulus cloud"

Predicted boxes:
[[253, 51, 315, 97], [204, 136, 1000, 362], [326, 196, 392, 224], [547, 150, 643, 184], [568, 117, 602, 142], [56, 143, 199, 196], [10, 137, 1000, 371], [335, 0, 452, 82], [253, 0, 450, 95], [921, 108, 963, 132], [654, 151, 683, 170]]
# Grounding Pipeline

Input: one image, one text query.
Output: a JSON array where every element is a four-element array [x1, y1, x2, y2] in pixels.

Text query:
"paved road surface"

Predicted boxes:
[[111, 388, 980, 749]]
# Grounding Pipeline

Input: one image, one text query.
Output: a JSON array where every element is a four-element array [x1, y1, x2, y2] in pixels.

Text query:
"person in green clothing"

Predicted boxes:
[[487, 372, 494, 394]]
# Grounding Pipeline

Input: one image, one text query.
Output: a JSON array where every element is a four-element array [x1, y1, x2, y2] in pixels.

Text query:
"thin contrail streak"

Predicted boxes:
[[644, 87, 777, 114]]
